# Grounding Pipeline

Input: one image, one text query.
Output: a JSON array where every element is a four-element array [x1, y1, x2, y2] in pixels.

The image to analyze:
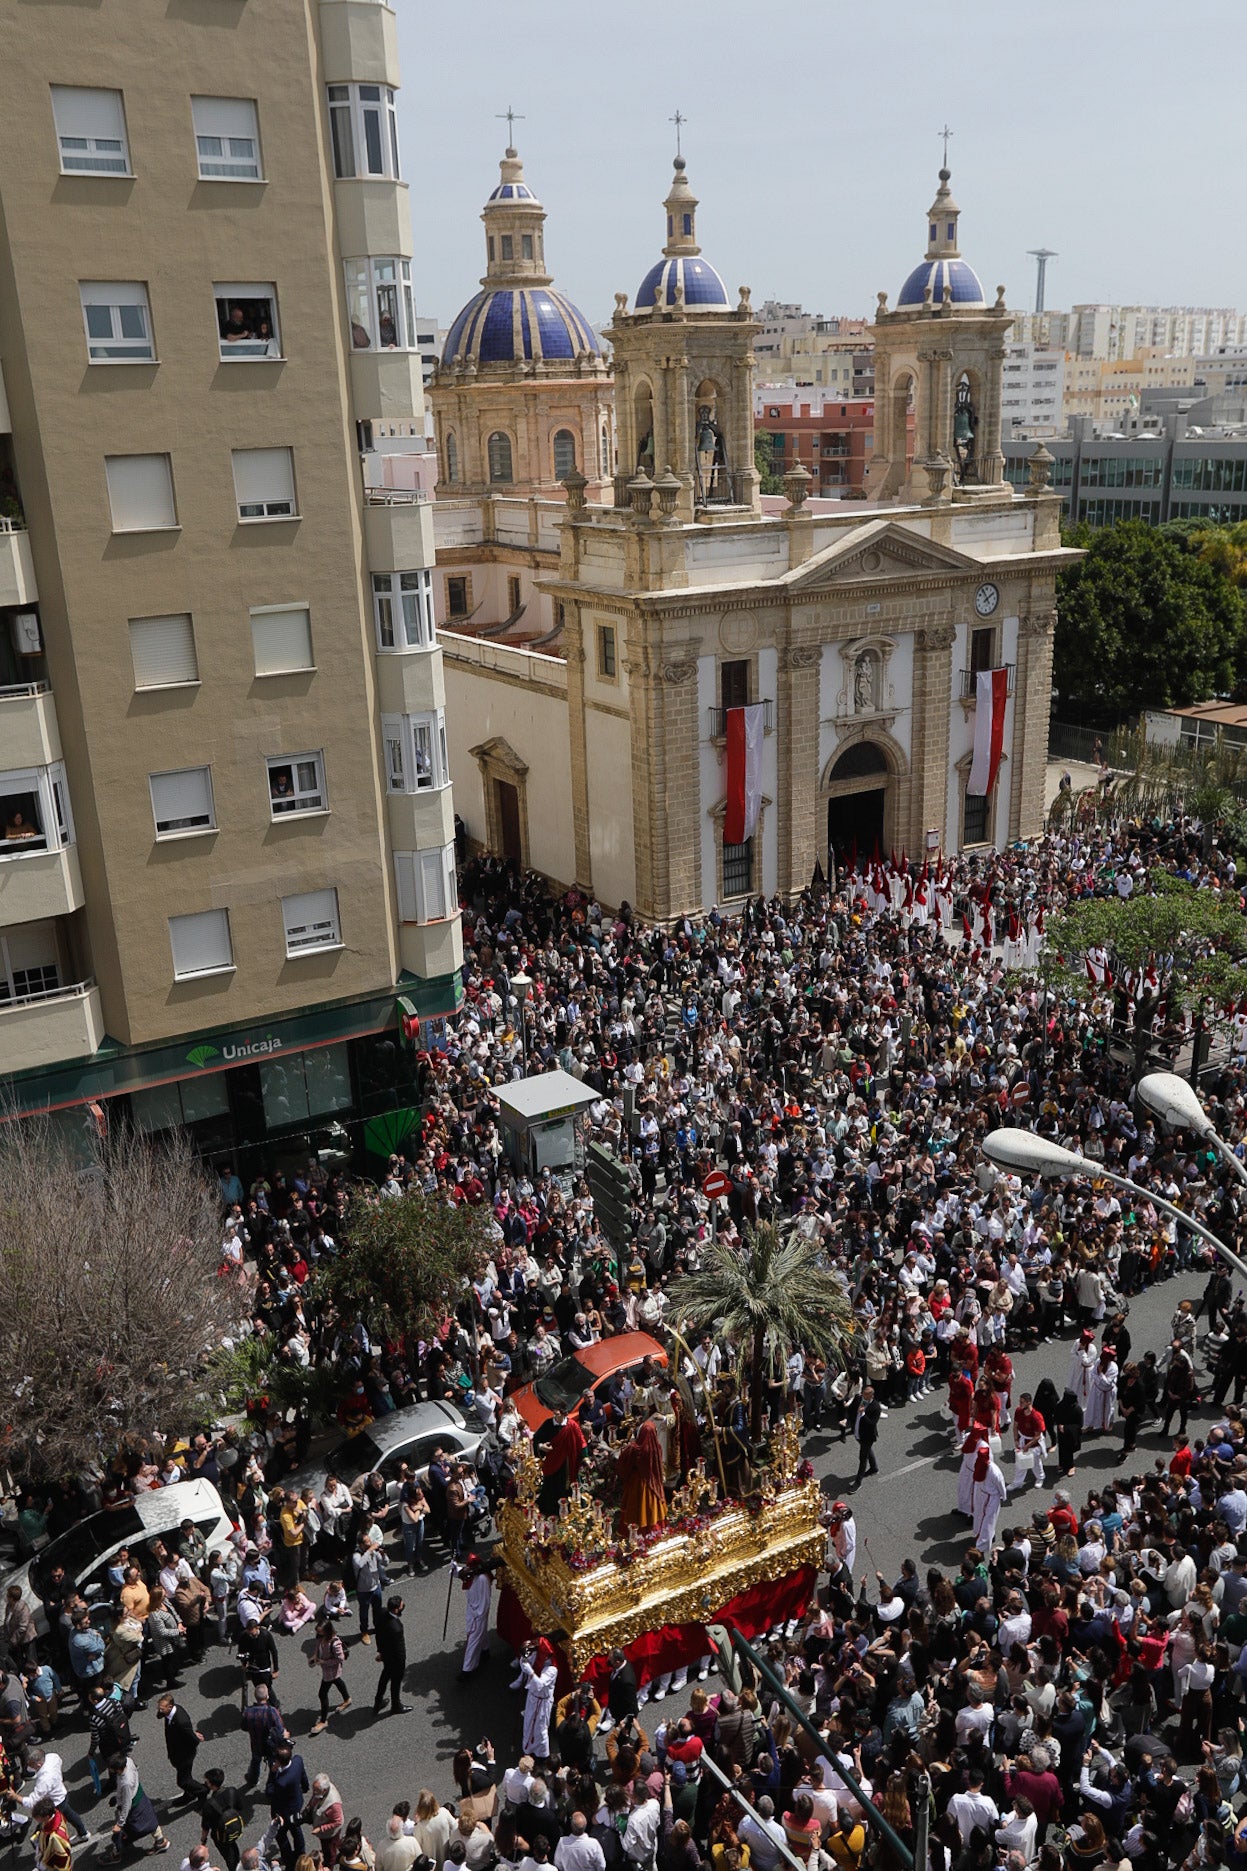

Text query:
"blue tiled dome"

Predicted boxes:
[[441, 287, 601, 366], [636, 254, 731, 312], [896, 256, 985, 310], [486, 180, 539, 204]]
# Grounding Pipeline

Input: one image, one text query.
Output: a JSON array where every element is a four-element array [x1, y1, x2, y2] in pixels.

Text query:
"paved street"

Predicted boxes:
[[50, 1265, 1220, 1862]]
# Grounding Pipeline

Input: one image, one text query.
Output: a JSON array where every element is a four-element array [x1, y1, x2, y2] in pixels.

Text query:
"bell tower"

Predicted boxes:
[[866, 166, 1012, 505], [608, 156, 760, 523]]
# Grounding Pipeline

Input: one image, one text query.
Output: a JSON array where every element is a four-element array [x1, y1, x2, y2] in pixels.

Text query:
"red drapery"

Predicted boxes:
[[496, 1563, 817, 1695]]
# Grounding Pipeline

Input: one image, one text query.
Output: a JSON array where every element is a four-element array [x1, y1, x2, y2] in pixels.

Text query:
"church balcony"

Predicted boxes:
[[707, 699, 774, 742], [959, 663, 1015, 702]]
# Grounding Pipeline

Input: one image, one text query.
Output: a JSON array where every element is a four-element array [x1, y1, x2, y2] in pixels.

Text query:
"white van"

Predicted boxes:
[[6, 1478, 236, 1633]]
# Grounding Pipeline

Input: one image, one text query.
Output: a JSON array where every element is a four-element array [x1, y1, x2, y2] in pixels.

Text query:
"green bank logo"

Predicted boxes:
[[185, 1044, 219, 1069]]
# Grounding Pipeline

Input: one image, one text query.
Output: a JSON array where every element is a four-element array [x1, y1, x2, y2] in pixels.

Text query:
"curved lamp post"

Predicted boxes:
[[1138, 1069, 1247, 1187], [981, 1124, 1247, 1285]]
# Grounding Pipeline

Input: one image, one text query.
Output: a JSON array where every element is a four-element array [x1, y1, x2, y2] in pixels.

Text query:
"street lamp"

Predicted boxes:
[[981, 1125, 1247, 1283], [510, 971, 532, 1074], [1138, 1070, 1247, 1186]]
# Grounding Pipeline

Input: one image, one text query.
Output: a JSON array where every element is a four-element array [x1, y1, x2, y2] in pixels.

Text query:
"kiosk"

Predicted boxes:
[[494, 1069, 597, 1180]]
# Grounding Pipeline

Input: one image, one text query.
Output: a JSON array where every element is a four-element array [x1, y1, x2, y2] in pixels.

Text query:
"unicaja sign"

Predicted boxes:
[[222, 1036, 284, 1061]]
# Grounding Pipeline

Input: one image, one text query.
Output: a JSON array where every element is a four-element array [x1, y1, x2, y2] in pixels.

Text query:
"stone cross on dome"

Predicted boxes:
[[495, 105, 525, 157]]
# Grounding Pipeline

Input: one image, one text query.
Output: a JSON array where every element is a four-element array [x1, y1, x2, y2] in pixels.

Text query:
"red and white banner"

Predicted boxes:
[[724, 703, 765, 846], [967, 667, 1009, 798]]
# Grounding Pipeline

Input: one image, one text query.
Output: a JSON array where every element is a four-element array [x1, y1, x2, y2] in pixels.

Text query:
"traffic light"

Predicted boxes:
[[585, 1140, 634, 1252]]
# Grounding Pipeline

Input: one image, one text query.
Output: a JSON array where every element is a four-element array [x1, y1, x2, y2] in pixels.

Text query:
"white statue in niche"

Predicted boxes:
[[854, 650, 877, 713]]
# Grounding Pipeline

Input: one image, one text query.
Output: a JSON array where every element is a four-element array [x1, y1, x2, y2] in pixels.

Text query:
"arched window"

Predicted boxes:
[[600, 422, 611, 478], [552, 429, 576, 481], [487, 431, 513, 484], [444, 430, 459, 485]]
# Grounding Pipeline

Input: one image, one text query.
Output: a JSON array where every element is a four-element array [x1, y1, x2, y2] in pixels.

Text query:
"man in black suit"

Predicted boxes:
[[850, 1386, 881, 1489], [372, 1594, 410, 1716], [601, 1647, 638, 1732], [158, 1693, 204, 1800]]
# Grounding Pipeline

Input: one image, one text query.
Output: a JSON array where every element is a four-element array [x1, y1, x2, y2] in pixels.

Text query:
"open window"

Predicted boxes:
[[344, 258, 415, 351], [0, 764, 73, 859], [267, 752, 325, 816], [215, 284, 281, 360]]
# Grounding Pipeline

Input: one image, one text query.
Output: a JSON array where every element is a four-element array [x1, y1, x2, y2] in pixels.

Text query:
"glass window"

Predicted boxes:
[[722, 839, 753, 898], [281, 887, 341, 955], [553, 429, 576, 479], [487, 432, 513, 483], [600, 424, 611, 478], [79, 282, 154, 363], [132, 1072, 229, 1136], [963, 790, 990, 846], [0, 923, 62, 1007], [521, 234, 534, 260], [129, 614, 198, 689], [191, 96, 261, 181], [251, 605, 313, 675], [215, 284, 280, 359], [372, 570, 433, 651], [326, 83, 400, 180], [149, 766, 215, 837], [343, 258, 413, 350], [597, 624, 616, 679], [51, 85, 130, 174], [232, 447, 296, 520], [168, 908, 233, 979], [445, 431, 460, 484], [446, 575, 470, 618], [267, 752, 325, 816], [380, 712, 448, 791], [500, 235, 513, 261], [393, 844, 457, 924], [105, 454, 177, 532]]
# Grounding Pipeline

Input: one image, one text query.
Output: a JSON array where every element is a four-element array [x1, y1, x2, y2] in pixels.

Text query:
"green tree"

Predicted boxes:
[[1054, 520, 1246, 713], [316, 1188, 494, 1347], [755, 433, 787, 496], [666, 1220, 853, 1442], [1037, 871, 1247, 1078]]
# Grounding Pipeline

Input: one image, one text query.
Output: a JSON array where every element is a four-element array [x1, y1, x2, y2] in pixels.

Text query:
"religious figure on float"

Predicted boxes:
[[536, 1407, 587, 1516], [616, 1417, 667, 1530]]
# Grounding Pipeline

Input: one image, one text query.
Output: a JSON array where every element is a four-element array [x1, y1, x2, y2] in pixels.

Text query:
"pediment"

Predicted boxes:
[[469, 735, 529, 780], [781, 519, 986, 592]]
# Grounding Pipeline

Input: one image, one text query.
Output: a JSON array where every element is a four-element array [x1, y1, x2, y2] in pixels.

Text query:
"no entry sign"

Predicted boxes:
[[702, 1168, 732, 1201]]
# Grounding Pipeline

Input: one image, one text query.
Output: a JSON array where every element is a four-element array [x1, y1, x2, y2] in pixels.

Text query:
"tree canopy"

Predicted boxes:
[[1054, 519, 1246, 714], [315, 1186, 493, 1346], [754, 433, 787, 496]]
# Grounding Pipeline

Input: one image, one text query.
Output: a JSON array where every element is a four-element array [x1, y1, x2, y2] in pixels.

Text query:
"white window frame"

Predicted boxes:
[[250, 604, 314, 677], [232, 447, 297, 522], [393, 843, 457, 925], [79, 281, 155, 363], [168, 908, 234, 981], [214, 283, 282, 360], [344, 257, 415, 352], [0, 763, 74, 861], [149, 767, 215, 839], [128, 614, 199, 691], [380, 711, 449, 793], [281, 887, 342, 957], [51, 85, 130, 175], [191, 95, 262, 182], [0, 924, 62, 1008], [266, 751, 326, 818], [371, 569, 434, 651], [105, 454, 178, 533], [326, 83, 400, 181]]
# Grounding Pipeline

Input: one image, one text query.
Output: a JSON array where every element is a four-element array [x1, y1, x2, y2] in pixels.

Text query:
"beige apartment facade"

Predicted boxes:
[[0, 0, 461, 1170]]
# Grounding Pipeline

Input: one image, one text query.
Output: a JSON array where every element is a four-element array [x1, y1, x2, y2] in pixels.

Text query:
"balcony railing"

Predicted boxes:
[[0, 680, 50, 699], [959, 663, 1016, 701], [364, 486, 430, 506], [0, 514, 27, 534], [0, 974, 95, 1012], [708, 699, 774, 740]]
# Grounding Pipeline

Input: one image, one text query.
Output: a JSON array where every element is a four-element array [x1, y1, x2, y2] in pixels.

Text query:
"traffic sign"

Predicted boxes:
[[702, 1168, 732, 1201]]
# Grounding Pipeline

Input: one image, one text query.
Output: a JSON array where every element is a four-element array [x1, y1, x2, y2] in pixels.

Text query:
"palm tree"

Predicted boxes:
[[666, 1220, 854, 1444]]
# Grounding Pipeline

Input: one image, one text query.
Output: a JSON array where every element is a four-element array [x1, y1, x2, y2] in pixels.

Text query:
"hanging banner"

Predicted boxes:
[[967, 667, 1009, 796], [724, 703, 765, 845]]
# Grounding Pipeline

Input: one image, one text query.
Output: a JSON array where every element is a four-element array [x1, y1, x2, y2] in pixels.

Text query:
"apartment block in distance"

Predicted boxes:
[[0, 0, 463, 1176]]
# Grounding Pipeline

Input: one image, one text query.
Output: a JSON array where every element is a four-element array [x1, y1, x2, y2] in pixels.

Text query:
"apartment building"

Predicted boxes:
[[0, 0, 462, 1172]]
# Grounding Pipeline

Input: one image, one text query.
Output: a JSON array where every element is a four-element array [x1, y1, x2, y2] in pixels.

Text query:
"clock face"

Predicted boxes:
[[975, 582, 1000, 617]]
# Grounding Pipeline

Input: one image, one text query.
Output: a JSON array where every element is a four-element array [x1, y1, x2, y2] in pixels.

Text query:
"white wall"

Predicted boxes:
[[441, 646, 575, 886]]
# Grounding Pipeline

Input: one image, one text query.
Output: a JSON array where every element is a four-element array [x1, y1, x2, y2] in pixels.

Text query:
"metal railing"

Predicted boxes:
[[0, 514, 28, 534], [0, 976, 95, 1012], [708, 699, 774, 739], [959, 662, 1015, 701], [0, 681, 50, 699], [363, 486, 430, 506]]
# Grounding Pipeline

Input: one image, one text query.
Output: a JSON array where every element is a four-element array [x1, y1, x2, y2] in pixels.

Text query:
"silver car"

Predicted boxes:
[[295, 1397, 482, 1505]]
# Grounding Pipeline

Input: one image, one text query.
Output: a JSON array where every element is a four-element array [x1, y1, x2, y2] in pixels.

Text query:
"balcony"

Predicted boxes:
[[959, 663, 1016, 702], [0, 684, 61, 769], [708, 699, 774, 741], [350, 348, 423, 423], [317, 0, 400, 90], [0, 844, 85, 926], [364, 486, 434, 574], [0, 977, 104, 1075], [398, 913, 463, 983], [385, 783, 454, 855], [0, 519, 37, 610], [332, 177, 411, 263]]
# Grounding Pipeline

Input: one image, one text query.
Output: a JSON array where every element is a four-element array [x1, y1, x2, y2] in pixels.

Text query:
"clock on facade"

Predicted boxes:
[[974, 582, 999, 616]]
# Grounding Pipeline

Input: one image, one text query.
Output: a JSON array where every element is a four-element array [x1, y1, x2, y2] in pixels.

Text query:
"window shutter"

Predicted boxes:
[[105, 454, 176, 530], [168, 909, 232, 977], [150, 768, 213, 831], [418, 848, 447, 921], [128, 615, 198, 688], [251, 606, 312, 675], [380, 715, 407, 791], [393, 852, 417, 922], [282, 889, 339, 951], [51, 85, 126, 142], [232, 447, 294, 507], [192, 96, 259, 141]]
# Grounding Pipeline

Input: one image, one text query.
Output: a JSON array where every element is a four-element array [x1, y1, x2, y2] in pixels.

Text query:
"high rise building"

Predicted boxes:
[[0, 0, 462, 1170]]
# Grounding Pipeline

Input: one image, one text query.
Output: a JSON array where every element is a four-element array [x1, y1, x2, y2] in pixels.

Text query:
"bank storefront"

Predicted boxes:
[[2, 975, 459, 1183]]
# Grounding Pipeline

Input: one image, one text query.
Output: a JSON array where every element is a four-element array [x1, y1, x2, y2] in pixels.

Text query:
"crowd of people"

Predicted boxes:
[[5, 817, 1247, 1871]]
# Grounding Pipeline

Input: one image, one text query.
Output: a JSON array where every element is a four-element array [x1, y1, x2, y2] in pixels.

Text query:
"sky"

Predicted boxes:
[[394, 0, 1246, 336]]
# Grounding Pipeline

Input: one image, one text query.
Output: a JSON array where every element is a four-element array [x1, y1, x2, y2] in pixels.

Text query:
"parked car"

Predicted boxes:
[[6, 1478, 236, 1634], [512, 1330, 669, 1432], [293, 1398, 482, 1506]]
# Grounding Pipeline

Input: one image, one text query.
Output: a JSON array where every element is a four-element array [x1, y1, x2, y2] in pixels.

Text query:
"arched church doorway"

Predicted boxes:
[[826, 740, 889, 869]]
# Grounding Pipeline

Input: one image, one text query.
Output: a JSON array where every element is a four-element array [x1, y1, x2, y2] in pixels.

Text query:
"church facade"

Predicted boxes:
[[434, 154, 1075, 919]]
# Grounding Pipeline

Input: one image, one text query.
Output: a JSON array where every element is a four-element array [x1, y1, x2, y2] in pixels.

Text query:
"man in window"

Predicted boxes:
[[4, 808, 39, 843], [269, 768, 295, 813], [221, 304, 255, 344]]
